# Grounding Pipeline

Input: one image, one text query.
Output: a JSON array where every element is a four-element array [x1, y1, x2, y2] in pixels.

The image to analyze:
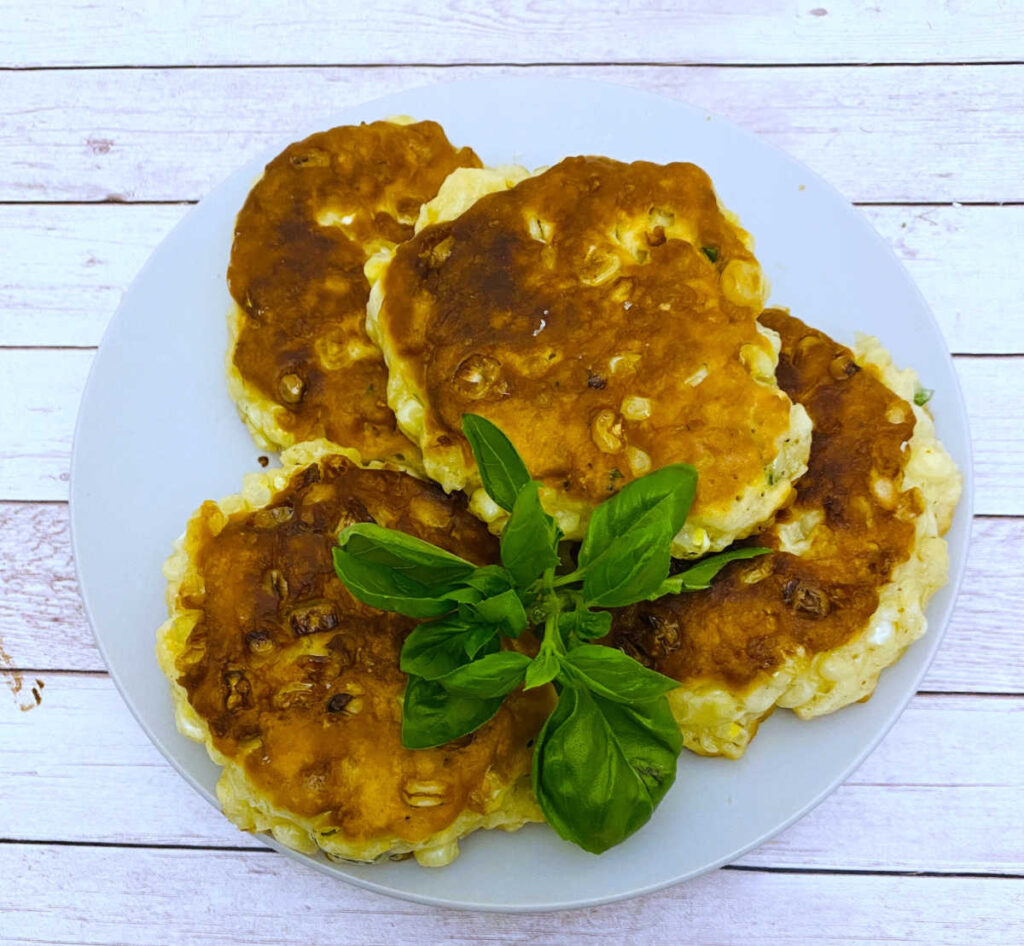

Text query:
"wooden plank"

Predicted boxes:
[[0, 351, 1012, 510], [2, 675, 1020, 874], [0, 503, 94, 670], [924, 516, 1024, 695], [0, 673, 251, 849], [5, 203, 1022, 353], [2, 1, 1021, 68], [1, 843, 1020, 945], [739, 694, 1024, 873], [3, 502, 1021, 693], [0, 348, 91, 502], [863, 206, 1024, 356], [2, 65, 1022, 203], [960, 357, 1024, 519], [0, 204, 187, 348]]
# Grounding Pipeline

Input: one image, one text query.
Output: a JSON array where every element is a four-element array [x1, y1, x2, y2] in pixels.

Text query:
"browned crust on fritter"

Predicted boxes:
[[609, 310, 922, 688], [376, 156, 791, 519], [173, 455, 548, 845], [227, 120, 480, 458]]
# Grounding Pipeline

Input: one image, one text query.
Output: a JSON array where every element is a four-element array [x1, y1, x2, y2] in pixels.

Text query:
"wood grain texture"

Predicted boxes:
[[0, 351, 1010, 509], [0, 503, 92, 670], [0, 204, 187, 348], [3, 6, 1022, 934], [2, 64, 1022, 203], [2, 676, 1020, 875], [1, 843, 1020, 945], [5, 203, 1021, 353], [0, 348, 89, 501], [926, 517, 1024, 695], [863, 205, 1024, 356], [2, 1, 1022, 68], [960, 356, 1024, 519], [2, 502, 1021, 692]]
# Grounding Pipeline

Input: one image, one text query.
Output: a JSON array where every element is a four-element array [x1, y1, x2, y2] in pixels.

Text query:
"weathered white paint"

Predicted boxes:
[[1, 843, 1020, 944], [4, 204, 1021, 353], [1, 65, 1021, 203], [1, 0, 1021, 67], [2, 678, 1020, 876], [3, 3, 1022, 937], [2, 505, 1020, 693], [0, 352, 1010, 509]]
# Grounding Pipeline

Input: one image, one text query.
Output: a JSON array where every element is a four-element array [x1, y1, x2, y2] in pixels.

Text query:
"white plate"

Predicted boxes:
[[71, 77, 973, 912]]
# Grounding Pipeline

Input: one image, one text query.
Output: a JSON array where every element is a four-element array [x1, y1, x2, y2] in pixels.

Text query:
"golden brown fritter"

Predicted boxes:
[[227, 120, 480, 460], [608, 311, 960, 758], [368, 156, 811, 556], [157, 445, 550, 865]]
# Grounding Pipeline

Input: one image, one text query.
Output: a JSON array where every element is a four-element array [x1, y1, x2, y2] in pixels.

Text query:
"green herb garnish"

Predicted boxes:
[[914, 387, 934, 406], [701, 246, 719, 263], [332, 414, 768, 854]]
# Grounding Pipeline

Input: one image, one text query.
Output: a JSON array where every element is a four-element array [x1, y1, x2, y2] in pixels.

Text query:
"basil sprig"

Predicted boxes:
[[332, 413, 768, 854]]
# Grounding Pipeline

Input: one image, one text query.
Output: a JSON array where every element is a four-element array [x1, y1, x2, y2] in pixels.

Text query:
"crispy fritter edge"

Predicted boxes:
[[668, 336, 962, 759], [155, 438, 542, 867], [365, 165, 812, 557]]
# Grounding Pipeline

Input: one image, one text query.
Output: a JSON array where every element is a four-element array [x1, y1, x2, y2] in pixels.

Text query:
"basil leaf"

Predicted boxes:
[[463, 622, 500, 658], [500, 481, 561, 587], [332, 548, 469, 618], [557, 607, 613, 642], [563, 644, 679, 703], [576, 464, 697, 606], [401, 675, 504, 749], [532, 685, 680, 853], [578, 463, 697, 569], [591, 693, 682, 808], [524, 652, 561, 690], [400, 617, 499, 680], [437, 651, 531, 698], [461, 564, 514, 597], [337, 522, 477, 584], [914, 387, 934, 406], [462, 413, 531, 512], [650, 546, 771, 597], [530, 684, 585, 839], [460, 588, 529, 637], [581, 520, 674, 607]]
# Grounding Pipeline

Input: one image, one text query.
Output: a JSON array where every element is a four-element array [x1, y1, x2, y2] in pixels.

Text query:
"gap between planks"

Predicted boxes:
[[5, 200, 1024, 207], [0, 843, 1021, 946], [1, 681, 1021, 874], [4, 202, 1021, 352], [3, 64, 1023, 204], [0, 836, 1018, 881], [4, 668, 1023, 697], [1, 350, 1014, 507], [3, 508, 1022, 689], [4, 61, 1024, 73], [7, 348, 1014, 356], [3, 0, 1023, 68]]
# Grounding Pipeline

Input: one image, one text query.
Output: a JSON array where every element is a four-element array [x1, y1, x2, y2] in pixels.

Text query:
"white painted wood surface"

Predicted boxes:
[[2, 2, 1022, 942], [5, 203, 1022, 353], [3, 504, 1022, 693], [3, 680, 1021, 875], [2, 352, 1019, 511], [2, 844, 1020, 946], [4, 64, 1022, 203], [2, 1, 1021, 67]]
